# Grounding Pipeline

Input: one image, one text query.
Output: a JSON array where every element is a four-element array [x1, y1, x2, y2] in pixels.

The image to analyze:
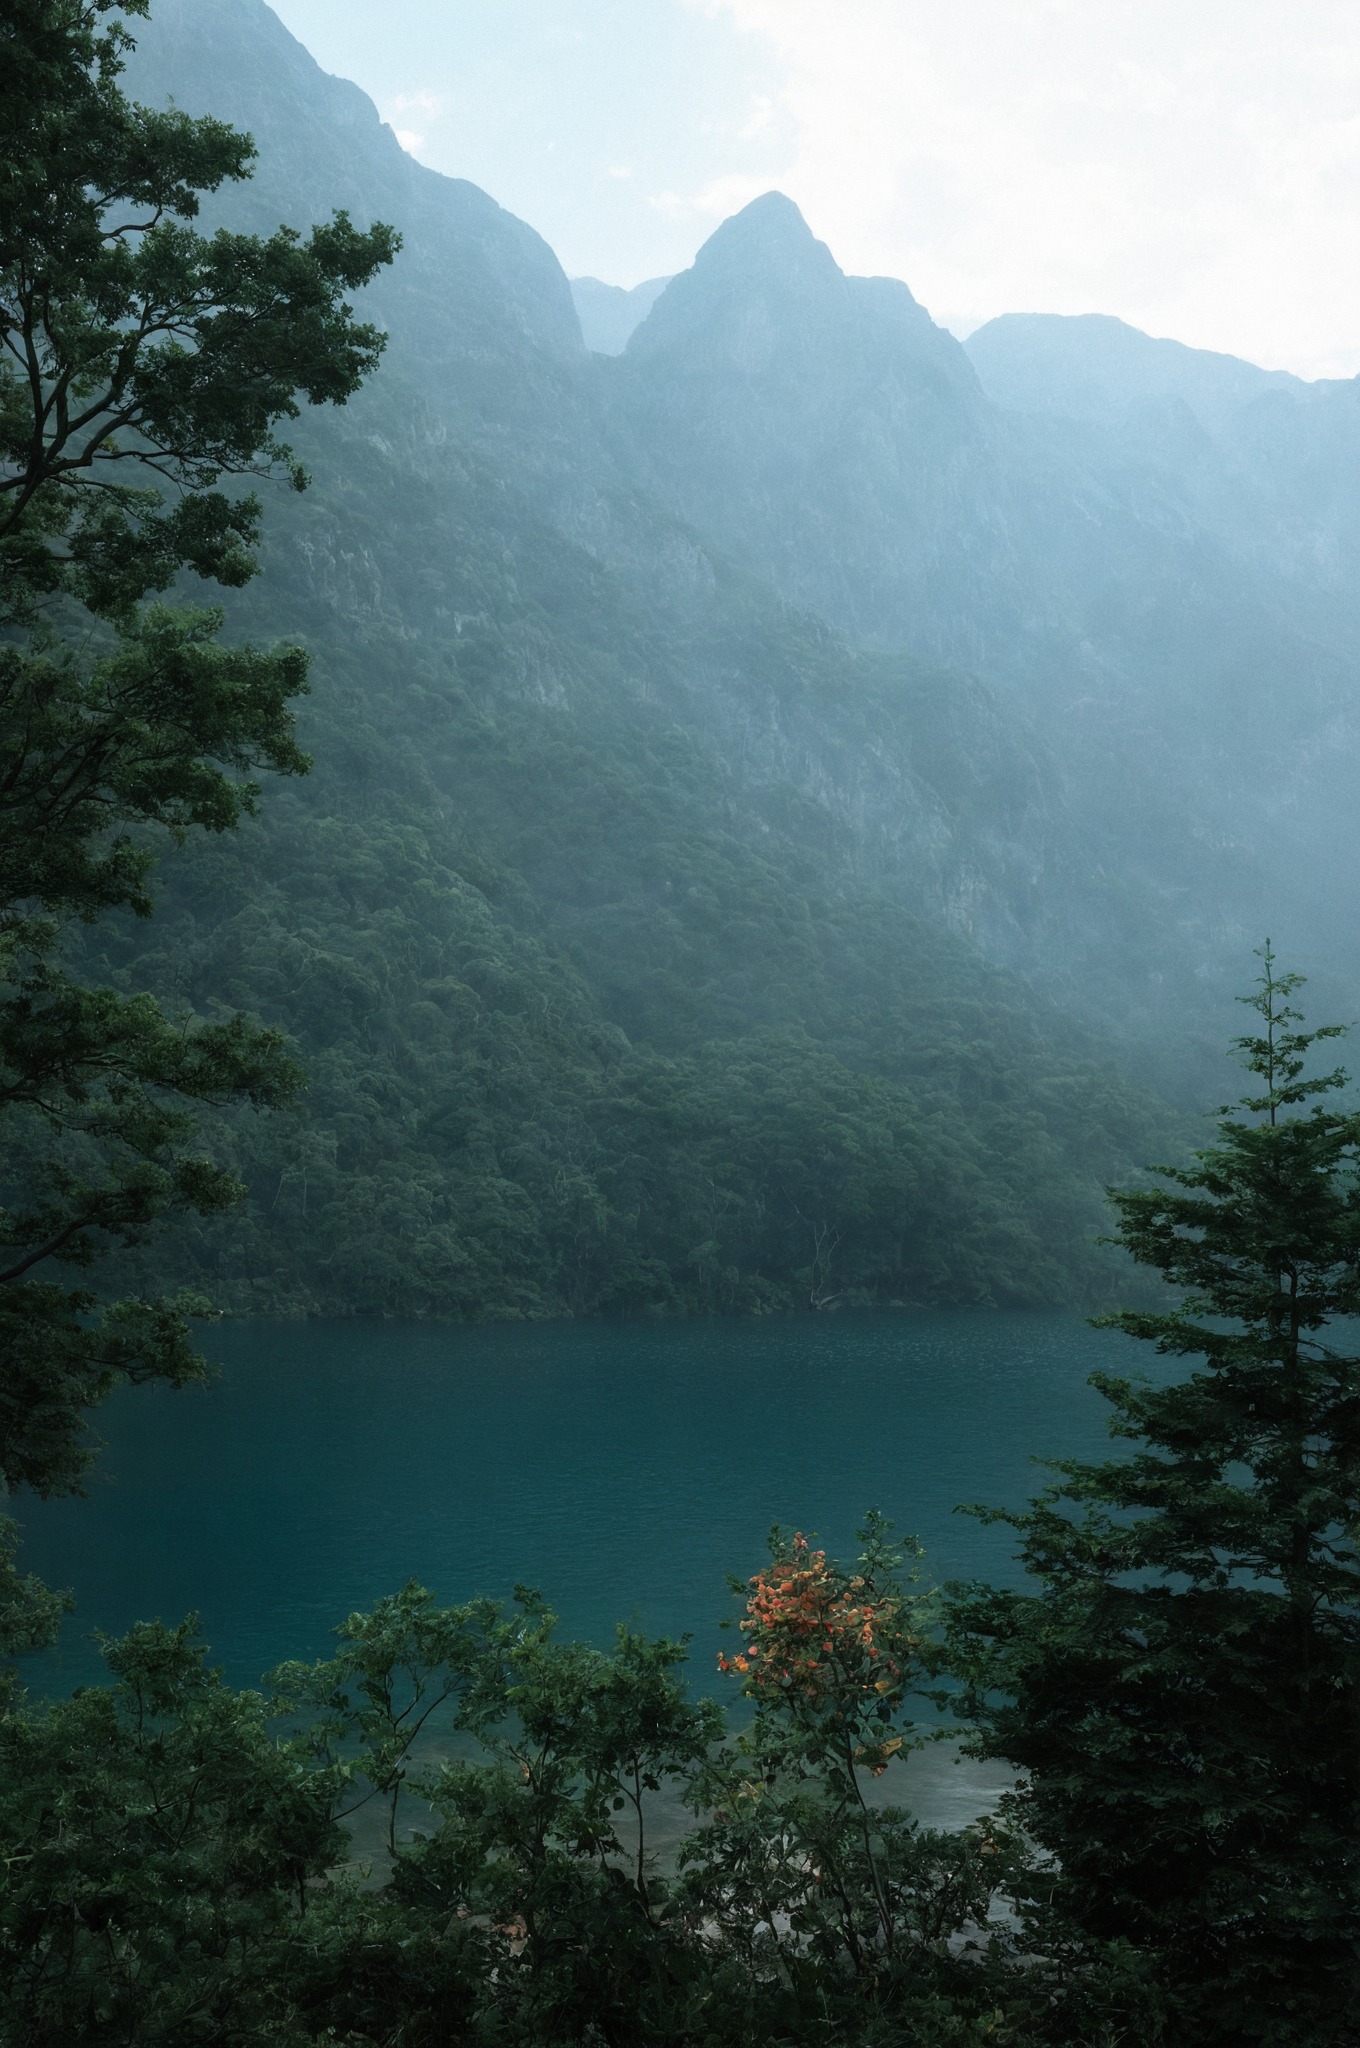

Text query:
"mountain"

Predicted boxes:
[[102, 0, 1194, 1321], [606, 194, 997, 660], [965, 313, 1302, 435], [123, 0, 592, 479], [964, 311, 1360, 638], [130, 5, 1360, 1043], [122, 1, 1360, 1057], [572, 275, 671, 355], [608, 195, 1360, 704], [103, 0, 1360, 1325], [598, 199, 1360, 1041]]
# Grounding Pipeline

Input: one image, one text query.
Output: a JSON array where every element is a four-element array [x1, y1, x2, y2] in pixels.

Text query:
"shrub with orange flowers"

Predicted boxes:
[[686, 1514, 1023, 1986], [717, 1512, 929, 1775]]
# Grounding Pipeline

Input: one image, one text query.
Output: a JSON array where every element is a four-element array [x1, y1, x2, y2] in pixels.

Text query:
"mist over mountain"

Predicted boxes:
[[965, 310, 1360, 631], [966, 314, 1302, 433], [108, 0, 1360, 1319], [572, 275, 672, 354], [604, 202, 1360, 1028]]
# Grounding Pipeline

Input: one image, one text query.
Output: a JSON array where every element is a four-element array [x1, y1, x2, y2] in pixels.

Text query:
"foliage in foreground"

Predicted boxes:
[[0, 1524, 1152, 2048], [950, 949, 1360, 2046], [0, 0, 394, 1522], [5, 11, 1357, 2042], [8, 953, 1358, 2046]]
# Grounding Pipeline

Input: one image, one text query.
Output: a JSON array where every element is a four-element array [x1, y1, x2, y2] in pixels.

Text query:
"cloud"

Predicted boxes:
[[738, 93, 775, 141], [390, 88, 443, 117], [385, 86, 444, 159], [686, 0, 1360, 376], [650, 170, 779, 224], [385, 87, 444, 161]]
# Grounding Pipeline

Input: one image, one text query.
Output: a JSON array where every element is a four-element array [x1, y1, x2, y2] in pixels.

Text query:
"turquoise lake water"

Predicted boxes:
[[20, 1308, 1143, 1700]]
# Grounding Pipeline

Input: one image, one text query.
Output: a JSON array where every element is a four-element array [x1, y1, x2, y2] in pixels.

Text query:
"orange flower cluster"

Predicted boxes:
[[717, 1533, 909, 1712]]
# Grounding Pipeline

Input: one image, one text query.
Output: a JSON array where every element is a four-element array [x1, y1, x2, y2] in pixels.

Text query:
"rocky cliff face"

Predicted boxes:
[[594, 197, 1360, 1032], [967, 311, 1360, 637], [127, 0, 585, 459], [121, 0, 1360, 1078]]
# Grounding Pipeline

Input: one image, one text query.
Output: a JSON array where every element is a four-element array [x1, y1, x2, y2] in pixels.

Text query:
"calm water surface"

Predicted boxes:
[[21, 1309, 1142, 1698]]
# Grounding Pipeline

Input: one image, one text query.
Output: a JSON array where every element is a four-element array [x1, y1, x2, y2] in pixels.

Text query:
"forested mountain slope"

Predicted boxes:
[[110, 0, 1360, 1322], [133, 0, 1360, 1050], [86, 355, 1159, 1319], [101, 0, 1196, 1320]]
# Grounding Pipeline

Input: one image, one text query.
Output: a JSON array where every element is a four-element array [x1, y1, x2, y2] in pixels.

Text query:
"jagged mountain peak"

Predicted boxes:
[[624, 191, 964, 393], [626, 193, 842, 367], [688, 191, 840, 280]]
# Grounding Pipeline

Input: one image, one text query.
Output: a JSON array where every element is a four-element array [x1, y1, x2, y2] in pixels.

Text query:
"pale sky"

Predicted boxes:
[[265, 0, 1360, 379]]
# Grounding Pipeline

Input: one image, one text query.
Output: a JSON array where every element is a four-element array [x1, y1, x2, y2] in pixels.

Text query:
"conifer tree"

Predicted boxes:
[[949, 945, 1360, 2046]]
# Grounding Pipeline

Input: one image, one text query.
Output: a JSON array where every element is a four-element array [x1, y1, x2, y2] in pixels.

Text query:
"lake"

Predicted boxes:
[[20, 1307, 1143, 1693]]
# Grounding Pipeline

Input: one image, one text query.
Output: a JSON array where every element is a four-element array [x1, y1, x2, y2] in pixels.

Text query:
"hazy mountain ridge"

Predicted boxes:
[[124, 1, 1360, 1052], [572, 275, 671, 355], [101, 0, 1196, 1320], [967, 311, 1360, 620], [966, 313, 1305, 433], [103, 0, 1360, 1318], [599, 201, 1360, 1034]]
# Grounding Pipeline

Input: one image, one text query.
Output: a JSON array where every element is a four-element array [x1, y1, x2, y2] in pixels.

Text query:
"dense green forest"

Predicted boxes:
[[91, 414, 1173, 1318]]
